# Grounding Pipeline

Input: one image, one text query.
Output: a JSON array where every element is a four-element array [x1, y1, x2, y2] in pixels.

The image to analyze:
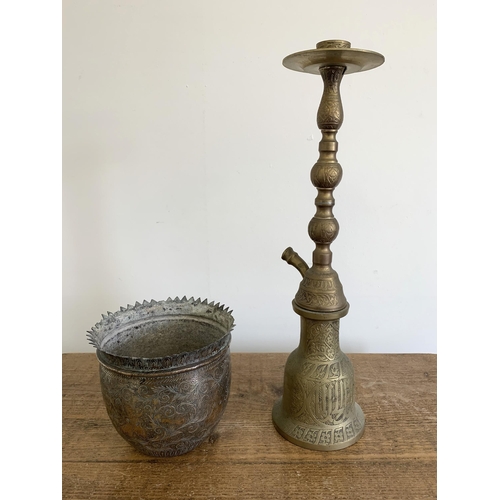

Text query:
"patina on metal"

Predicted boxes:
[[87, 296, 234, 457], [272, 40, 384, 450]]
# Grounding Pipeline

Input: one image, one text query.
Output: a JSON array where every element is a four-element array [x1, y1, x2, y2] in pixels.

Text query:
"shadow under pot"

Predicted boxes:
[[87, 297, 234, 457]]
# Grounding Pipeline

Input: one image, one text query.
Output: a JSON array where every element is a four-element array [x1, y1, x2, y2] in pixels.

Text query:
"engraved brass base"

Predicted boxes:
[[273, 40, 383, 451], [271, 317, 365, 451], [272, 400, 364, 451]]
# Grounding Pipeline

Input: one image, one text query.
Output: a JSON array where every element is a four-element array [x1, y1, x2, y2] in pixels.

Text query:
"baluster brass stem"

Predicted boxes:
[[310, 65, 345, 268]]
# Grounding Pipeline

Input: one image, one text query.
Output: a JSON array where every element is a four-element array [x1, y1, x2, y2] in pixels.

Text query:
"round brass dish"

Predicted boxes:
[[283, 39, 384, 75]]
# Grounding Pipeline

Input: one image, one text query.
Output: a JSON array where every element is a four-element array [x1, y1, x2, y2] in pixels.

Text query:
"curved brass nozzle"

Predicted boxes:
[[282, 247, 309, 277]]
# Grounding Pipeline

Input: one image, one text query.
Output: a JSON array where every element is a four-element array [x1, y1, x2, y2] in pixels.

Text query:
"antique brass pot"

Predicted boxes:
[[87, 297, 234, 457]]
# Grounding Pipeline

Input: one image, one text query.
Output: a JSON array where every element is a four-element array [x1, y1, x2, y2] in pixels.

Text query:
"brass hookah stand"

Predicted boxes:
[[272, 40, 384, 450]]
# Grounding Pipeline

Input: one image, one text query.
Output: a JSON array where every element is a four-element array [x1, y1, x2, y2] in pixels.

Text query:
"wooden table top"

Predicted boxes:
[[63, 352, 436, 499]]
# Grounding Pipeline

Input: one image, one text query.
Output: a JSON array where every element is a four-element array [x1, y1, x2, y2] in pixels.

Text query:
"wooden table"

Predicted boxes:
[[63, 353, 436, 499]]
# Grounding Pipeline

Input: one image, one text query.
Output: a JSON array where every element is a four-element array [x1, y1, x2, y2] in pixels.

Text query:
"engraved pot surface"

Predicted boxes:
[[87, 297, 234, 457]]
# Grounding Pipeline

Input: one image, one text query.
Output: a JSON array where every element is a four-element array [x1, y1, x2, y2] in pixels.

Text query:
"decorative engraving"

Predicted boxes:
[[353, 416, 363, 432], [344, 378, 354, 407], [288, 378, 305, 416], [295, 289, 341, 308], [316, 40, 351, 49], [307, 380, 350, 426], [289, 419, 364, 447], [308, 217, 339, 244], [304, 429, 319, 444], [319, 430, 332, 445], [293, 352, 357, 427], [345, 422, 355, 440], [306, 321, 339, 361], [334, 428, 345, 443], [99, 349, 230, 457], [329, 362, 340, 378], [292, 426, 306, 440], [311, 162, 343, 189], [317, 66, 345, 130], [302, 277, 338, 291], [301, 362, 332, 380]]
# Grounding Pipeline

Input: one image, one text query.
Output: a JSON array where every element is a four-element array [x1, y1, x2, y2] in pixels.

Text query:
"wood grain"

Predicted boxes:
[[63, 353, 436, 499]]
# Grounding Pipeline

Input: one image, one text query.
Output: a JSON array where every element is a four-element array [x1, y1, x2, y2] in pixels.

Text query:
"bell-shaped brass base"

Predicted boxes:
[[272, 399, 364, 451], [272, 318, 365, 451]]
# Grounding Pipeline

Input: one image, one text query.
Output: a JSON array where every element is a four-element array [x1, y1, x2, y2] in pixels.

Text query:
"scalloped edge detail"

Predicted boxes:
[[86, 297, 235, 372]]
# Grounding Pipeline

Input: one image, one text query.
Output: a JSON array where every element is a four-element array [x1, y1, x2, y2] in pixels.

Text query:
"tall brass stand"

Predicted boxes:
[[272, 40, 384, 450]]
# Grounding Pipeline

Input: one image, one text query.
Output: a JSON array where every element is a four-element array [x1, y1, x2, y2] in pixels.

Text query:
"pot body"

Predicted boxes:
[[87, 297, 235, 456], [98, 346, 231, 457]]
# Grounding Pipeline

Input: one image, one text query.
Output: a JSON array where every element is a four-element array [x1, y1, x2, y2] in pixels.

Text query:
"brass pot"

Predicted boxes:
[[87, 297, 234, 457]]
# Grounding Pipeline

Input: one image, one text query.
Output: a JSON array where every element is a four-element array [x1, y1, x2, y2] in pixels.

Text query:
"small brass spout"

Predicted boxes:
[[282, 247, 309, 277]]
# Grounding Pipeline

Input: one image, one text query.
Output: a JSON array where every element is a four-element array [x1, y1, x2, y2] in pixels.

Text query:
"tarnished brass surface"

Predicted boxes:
[[273, 40, 384, 451], [283, 40, 384, 75], [282, 247, 309, 278], [87, 297, 234, 457]]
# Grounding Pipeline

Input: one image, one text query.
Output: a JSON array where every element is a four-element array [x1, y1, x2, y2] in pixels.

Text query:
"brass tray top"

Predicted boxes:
[[283, 40, 384, 75]]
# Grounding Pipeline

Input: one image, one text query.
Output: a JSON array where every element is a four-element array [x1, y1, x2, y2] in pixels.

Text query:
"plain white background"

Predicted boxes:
[[62, 0, 436, 354]]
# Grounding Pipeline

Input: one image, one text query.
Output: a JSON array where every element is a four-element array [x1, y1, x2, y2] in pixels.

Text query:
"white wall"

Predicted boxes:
[[63, 0, 436, 354]]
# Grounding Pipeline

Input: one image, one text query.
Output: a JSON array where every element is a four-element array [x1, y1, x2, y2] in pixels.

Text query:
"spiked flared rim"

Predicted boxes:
[[87, 296, 234, 373]]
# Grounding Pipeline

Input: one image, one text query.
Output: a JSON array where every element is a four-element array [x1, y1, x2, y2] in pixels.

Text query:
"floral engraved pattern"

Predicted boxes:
[[317, 66, 346, 130], [311, 162, 342, 189], [288, 379, 305, 418], [291, 411, 364, 447], [295, 289, 341, 309], [306, 322, 339, 361], [99, 349, 231, 457], [308, 217, 339, 244]]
